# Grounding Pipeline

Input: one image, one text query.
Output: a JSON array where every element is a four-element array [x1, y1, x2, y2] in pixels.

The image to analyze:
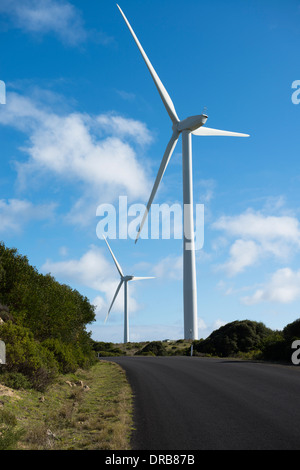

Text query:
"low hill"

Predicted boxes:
[[193, 320, 273, 358]]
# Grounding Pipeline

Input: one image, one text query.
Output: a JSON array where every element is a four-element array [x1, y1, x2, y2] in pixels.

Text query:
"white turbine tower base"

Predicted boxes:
[[117, 5, 249, 340], [103, 236, 154, 343]]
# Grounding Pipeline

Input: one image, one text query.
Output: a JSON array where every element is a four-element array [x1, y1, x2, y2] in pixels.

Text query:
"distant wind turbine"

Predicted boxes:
[[103, 236, 154, 343], [117, 5, 249, 340]]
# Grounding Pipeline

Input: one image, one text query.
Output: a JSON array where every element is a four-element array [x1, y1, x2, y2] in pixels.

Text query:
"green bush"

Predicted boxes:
[[0, 371, 32, 390], [0, 242, 96, 386], [92, 341, 125, 357], [135, 341, 168, 356], [0, 242, 95, 348], [42, 338, 79, 374], [283, 319, 300, 341], [95, 350, 121, 357], [260, 334, 289, 361], [0, 321, 58, 390], [194, 320, 273, 357], [0, 410, 24, 450], [259, 319, 300, 362]]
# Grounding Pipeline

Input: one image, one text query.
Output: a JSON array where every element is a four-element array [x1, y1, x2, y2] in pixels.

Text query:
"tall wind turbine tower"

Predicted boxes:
[[117, 5, 249, 340], [103, 236, 154, 343]]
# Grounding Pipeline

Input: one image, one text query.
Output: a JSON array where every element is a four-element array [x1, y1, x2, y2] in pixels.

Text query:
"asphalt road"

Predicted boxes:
[[107, 356, 300, 450]]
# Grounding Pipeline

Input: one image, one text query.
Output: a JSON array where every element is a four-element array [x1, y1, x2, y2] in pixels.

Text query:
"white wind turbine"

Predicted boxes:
[[117, 5, 249, 340], [103, 236, 154, 343]]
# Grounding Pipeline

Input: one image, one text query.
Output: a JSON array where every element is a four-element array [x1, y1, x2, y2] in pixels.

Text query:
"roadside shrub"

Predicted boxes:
[[135, 341, 168, 356], [42, 338, 78, 374], [283, 319, 300, 341], [260, 334, 290, 361], [0, 242, 96, 354], [0, 409, 24, 450], [0, 321, 58, 390], [92, 341, 125, 357], [259, 319, 300, 362], [193, 320, 273, 357], [0, 371, 32, 390], [96, 350, 122, 357]]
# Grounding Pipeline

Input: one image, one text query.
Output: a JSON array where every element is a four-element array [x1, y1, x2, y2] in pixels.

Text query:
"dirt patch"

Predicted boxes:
[[0, 384, 20, 399]]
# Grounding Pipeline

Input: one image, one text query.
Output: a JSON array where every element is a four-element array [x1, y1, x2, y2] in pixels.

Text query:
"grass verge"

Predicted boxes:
[[0, 360, 133, 450]]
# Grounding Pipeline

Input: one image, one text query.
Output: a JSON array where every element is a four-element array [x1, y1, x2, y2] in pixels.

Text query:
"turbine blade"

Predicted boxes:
[[117, 4, 179, 124], [135, 130, 180, 243], [131, 276, 155, 281], [192, 126, 250, 137], [105, 280, 124, 323], [103, 235, 124, 277]]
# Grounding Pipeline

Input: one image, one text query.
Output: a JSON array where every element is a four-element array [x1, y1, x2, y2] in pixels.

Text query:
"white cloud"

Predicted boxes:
[[26, 113, 149, 197], [213, 210, 300, 244], [198, 317, 227, 339], [92, 295, 106, 316], [42, 245, 111, 291], [242, 268, 300, 305], [116, 90, 136, 102], [0, 92, 152, 226], [96, 114, 153, 146], [59, 246, 68, 257], [216, 279, 255, 297], [196, 179, 216, 204], [218, 239, 261, 276], [151, 250, 209, 282], [0, 198, 56, 233], [213, 209, 300, 276], [0, 0, 87, 45], [152, 254, 183, 280]]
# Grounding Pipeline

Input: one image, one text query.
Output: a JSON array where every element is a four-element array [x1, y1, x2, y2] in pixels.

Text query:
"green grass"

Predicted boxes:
[[0, 361, 133, 450], [0, 339, 197, 450]]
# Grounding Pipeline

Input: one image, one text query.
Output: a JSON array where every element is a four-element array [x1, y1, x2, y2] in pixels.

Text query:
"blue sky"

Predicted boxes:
[[0, 0, 300, 342]]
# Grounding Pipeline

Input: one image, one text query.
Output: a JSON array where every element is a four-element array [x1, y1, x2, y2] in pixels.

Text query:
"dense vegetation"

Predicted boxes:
[[0, 242, 96, 391], [193, 320, 272, 357], [259, 319, 300, 362], [193, 319, 300, 361], [134, 341, 168, 356], [92, 341, 125, 357]]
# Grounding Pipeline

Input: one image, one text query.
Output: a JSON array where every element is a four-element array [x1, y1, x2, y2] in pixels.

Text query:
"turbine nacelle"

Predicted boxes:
[[176, 114, 208, 133], [123, 275, 134, 281]]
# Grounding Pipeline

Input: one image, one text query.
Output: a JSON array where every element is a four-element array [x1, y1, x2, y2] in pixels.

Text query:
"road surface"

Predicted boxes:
[[107, 356, 300, 450]]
